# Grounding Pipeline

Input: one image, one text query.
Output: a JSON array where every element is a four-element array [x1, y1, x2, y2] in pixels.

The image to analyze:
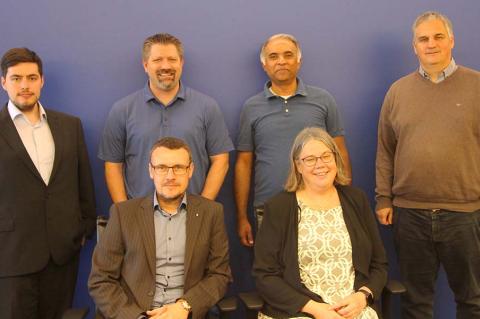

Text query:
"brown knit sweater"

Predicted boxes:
[[376, 66, 480, 212]]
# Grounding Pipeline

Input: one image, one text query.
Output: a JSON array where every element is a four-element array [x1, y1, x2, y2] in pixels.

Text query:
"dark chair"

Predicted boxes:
[[96, 216, 237, 319], [238, 208, 406, 319]]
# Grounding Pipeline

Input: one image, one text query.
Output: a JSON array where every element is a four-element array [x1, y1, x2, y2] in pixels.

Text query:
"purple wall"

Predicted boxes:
[[2, 1, 479, 318]]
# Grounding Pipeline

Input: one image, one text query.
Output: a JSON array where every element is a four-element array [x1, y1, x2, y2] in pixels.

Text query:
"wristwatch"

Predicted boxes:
[[357, 288, 374, 306], [177, 299, 192, 312]]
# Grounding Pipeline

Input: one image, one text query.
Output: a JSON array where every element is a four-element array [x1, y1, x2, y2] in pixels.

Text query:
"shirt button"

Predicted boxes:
[[168, 237, 171, 240], [169, 257, 172, 261], [285, 109, 289, 112]]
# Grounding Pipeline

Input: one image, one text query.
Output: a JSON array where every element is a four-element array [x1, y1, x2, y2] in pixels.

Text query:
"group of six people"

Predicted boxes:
[[0, 10, 479, 319]]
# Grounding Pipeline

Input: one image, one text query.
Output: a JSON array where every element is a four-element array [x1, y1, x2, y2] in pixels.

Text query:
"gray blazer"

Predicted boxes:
[[88, 194, 232, 319]]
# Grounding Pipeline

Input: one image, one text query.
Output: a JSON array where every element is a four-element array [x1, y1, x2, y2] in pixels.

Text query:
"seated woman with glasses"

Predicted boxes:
[[253, 127, 387, 319]]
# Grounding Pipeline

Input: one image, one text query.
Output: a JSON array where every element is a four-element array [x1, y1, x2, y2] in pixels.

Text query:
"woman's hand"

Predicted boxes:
[[330, 292, 367, 319], [302, 300, 344, 319]]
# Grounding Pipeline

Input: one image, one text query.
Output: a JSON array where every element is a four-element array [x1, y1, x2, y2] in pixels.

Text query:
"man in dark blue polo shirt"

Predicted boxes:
[[99, 33, 233, 203], [234, 33, 351, 246]]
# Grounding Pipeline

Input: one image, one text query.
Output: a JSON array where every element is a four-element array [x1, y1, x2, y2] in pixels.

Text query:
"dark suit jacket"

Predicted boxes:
[[0, 105, 96, 277], [253, 185, 388, 318], [88, 194, 232, 319]]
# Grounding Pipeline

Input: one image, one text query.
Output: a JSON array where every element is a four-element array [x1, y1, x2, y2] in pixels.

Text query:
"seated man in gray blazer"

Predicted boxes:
[[89, 137, 232, 319]]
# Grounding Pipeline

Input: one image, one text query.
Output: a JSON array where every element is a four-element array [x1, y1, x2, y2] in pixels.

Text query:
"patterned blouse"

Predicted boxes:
[[258, 202, 377, 319]]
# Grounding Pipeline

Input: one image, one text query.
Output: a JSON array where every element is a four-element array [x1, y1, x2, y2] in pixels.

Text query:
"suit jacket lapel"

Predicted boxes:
[[137, 197, 156, 276], [0, 105, 43, 182], [46, 110, 63, 184], [184, 194, 204, 277]]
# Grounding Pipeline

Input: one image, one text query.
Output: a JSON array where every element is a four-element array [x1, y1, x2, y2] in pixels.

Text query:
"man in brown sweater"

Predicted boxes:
[[376, 11, 480, 318]]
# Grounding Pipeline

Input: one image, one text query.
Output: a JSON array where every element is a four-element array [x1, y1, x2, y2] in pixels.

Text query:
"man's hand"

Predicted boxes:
[[146, 302, 189, 319], [237, 217, 254, 247], [376, 207, 393, 225], [330, 292, 367, 319]]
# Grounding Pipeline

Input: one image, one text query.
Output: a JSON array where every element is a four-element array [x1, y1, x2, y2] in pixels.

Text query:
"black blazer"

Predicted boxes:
[[253, 185, 388, 318], [0, 105, 96, 277]]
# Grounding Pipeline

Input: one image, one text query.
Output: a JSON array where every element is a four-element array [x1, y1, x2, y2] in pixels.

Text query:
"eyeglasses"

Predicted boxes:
[[150, 163, 191, 175], [299, 152, 335, 167]]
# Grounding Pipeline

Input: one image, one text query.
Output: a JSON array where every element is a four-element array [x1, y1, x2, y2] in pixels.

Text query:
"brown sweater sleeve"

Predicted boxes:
[[375, 87, 397, 211]]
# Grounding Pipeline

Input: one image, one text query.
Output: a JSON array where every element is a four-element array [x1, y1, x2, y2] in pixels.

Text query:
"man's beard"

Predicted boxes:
[[157, 80, 177, 91], [157, 191, 185, 203], [13, 99, 38, 112], [155, 70, 178, 91]]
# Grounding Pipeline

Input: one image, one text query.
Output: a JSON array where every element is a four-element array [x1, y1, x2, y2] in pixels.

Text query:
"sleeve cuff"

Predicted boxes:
[[375, 196, 392, 211]]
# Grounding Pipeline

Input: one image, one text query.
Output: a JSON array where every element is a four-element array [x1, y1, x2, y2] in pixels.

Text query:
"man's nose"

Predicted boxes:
[[165, 167, 176, 178], [427, 37, 437, 47], [20, 78, 30, 89], [159, 60, 172, 69]]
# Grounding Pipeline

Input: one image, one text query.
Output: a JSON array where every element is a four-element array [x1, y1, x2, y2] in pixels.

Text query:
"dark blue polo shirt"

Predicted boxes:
[[99, 82, 233, 198], [236, 78, 345, 206]]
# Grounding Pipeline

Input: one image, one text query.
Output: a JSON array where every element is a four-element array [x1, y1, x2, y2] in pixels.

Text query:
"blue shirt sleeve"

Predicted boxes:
[[204, 101, 234, 156], [324, 92, 345, 138], [236, 102, 255, 152], [98, 102, 127, 163]]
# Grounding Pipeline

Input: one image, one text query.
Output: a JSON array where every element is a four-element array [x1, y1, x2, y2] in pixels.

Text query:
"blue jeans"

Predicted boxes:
[[393, 207, 480, 319]]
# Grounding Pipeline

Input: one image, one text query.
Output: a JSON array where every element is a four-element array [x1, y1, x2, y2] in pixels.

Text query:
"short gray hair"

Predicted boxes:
[[412, 11, 454, 41], [260, 33, 302, 64], [284, 127, 350, 192]]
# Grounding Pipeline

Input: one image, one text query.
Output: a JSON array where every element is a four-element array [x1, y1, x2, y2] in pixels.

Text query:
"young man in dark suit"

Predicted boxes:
[[0, 47, 96, 319]]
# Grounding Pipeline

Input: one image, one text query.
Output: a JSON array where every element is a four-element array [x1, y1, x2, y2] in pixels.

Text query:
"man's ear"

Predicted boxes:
[[148, 163, 155, 179], [188, 162, 194, 178], [142, 60, 149, 73]]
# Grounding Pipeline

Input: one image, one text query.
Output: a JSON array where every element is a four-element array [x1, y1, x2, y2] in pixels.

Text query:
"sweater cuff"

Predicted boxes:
[[375, 196, 392, 211]]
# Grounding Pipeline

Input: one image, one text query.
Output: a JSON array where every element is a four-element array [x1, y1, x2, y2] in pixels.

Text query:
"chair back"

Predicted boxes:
[[96, 215, 108, 242], [253, 206, 264, 234]]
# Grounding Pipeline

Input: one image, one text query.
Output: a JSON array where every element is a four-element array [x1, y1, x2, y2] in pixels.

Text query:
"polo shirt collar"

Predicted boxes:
[[264, 77, 308, 99], [143, 81, 187, 104], [7, 100, 47, 121]]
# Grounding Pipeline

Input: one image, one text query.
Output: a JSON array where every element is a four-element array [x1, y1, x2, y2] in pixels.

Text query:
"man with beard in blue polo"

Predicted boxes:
[[99, 33, 233, 203]]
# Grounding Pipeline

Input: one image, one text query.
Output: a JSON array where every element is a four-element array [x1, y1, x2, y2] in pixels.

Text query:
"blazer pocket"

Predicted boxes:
[[0, 219, 14, 232]]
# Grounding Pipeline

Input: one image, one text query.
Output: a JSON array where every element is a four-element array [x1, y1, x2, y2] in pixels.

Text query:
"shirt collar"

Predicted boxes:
[[264, 77, 308, 99], [143, 81, 186, 104], [7, 100, 47, 122], [153, 191, 188, 215], [418, 58, 457, 83]]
